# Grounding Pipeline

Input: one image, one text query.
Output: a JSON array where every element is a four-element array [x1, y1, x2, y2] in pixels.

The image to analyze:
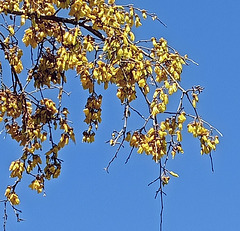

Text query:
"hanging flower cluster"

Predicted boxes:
[[83, 94, 102, 143]]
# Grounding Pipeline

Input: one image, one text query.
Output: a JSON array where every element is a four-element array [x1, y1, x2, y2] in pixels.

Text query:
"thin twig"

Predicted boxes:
[[209, 153, 214, 172], [125, 146, 134, 164], [104, 137, 125, 173], [159, 161, 163, 231]]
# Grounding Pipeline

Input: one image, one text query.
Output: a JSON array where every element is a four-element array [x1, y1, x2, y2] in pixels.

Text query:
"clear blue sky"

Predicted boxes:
[[0, 0, 239, 230]]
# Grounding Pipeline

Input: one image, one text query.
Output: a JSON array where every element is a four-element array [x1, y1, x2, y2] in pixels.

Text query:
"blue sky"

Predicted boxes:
[[1, 0, 240, 230]]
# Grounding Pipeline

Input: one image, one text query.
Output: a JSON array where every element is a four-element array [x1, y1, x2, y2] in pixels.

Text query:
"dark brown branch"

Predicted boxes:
[[6, 10, 105, 41]]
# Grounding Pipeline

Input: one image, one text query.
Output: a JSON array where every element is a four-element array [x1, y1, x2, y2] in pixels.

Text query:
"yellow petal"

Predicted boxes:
[[169, 171, 179, 177]]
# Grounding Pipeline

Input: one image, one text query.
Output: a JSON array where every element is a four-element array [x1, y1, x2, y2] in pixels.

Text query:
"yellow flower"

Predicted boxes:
[[21, 15, 26, 26], [151, 105, 159, 116], [9, 193, 20, 205], [142, 10, 147, 19], [8, 26, 14, 36], [178, 112, 186, 123], [5, 186, 11, 197], [169, 171, 179, 178], [214, 136, 219, 144], [135, 16, 142, 27], [171, 150, 176, 159], [176, 130, 182, 142], [129, 31, 135, 41], [125, 132, 131, 142], [161, 175, 170, 185]]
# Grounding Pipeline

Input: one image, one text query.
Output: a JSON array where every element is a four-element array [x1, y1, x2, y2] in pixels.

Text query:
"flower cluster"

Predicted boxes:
[[0, 90, 23, 120], [83, 94, 102, 143], [127, 127, 167, 162], [26, 155, 42, 173], [188, 122, 219, 154], [29, 175, 44, 193], [4, 43, 23, 74], [31, 51, 64, 88], [58, 117, 76, 149], [44, 162, 61, 180], [9, 160, 24, 179], [125, 112, 188, 162], [151, 89, 169, 116], [5, 186, 20, 205]]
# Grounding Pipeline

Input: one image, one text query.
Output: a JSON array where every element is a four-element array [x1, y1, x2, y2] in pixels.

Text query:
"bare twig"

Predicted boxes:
[[125, 146, 134, 164]]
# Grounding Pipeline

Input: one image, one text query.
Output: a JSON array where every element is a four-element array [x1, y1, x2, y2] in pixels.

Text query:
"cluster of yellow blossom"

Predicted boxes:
[[115, 67, 137, 103], [58, 117, 75, 149], [3, 40, 23, 74], [0, 90, 23, 120], [56, 0, 71, 9], [170, 143, 184, 159], [151, 89, 169, 116], [9, 160, 24, 179], [5, 122, 22, 143], [128, 127, 167, 162], [82, 130, 95, 143], [0, 0, 21, 13], [151, 38, 185, 89], [160, 115, 186, 158], [59, 112, 75, 133], [92, 61, 116, 89], [34, 99, 58, 123], [69, 0, 94, 21], [26, 155, 42, 173], [29, 176, 44, 193], [114, 60, 152, 103], [57, 34, 89, 73], [177, 112, 187, 130], [0, 97, 33, 147], [83, 94, 102, 143], [44, 162, 61, 180], [22, 27, 43, 49], [78, 63, 94, 93], [125, 113, 187, 161], [167, 54, 185, 81], [154, 65, 167, 83], [5, 186, 20, 205], [83, 35, 95, 52], [188, 122, 219, 154], [31, 51, 65, 88], [22, 16, 66, 48], [161, 117, 176, 135], [192, 93, 199, 108], [0, 89, 75, 200], [151, 37, 169, 62], [14, 0, 56, 16], [58, 133, 69, 149]]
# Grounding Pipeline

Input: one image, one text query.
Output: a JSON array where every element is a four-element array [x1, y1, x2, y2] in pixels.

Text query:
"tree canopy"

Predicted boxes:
[[0, 0, 220, 229]]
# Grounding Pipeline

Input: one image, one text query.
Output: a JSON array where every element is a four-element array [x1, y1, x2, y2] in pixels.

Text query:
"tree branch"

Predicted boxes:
[[6, 10, 105, 41]]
